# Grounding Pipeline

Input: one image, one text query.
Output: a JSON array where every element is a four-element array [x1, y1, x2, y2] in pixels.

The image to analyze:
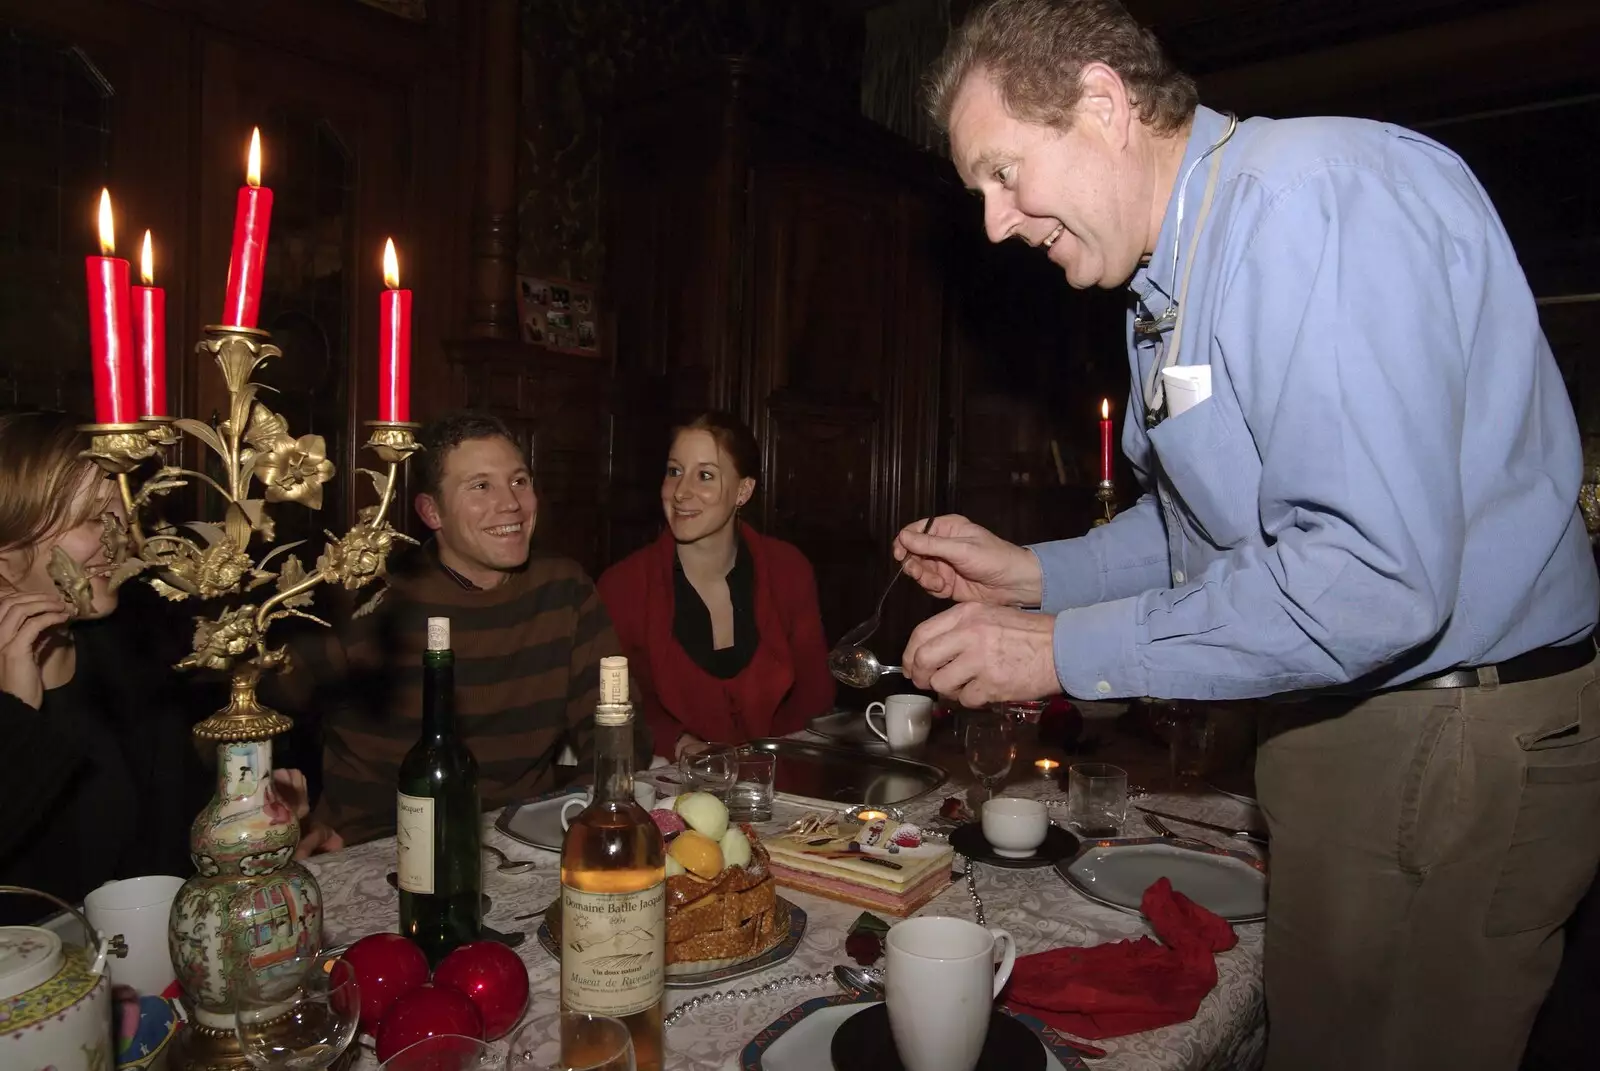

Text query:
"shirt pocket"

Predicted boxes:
[[1146, 392, 1262, 549]]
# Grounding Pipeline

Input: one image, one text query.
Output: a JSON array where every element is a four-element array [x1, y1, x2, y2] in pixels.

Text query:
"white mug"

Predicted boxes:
[[84, 875, 185, 995], [886, 917, 1016, 1071], [560, 781, 655, 830], [866, 694, 934, 751]]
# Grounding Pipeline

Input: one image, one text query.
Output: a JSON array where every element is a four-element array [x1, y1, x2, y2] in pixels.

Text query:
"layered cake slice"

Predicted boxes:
[[764, 814, 952, 915]]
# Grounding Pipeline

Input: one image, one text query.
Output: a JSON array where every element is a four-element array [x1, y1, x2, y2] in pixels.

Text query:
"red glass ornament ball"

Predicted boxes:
[[374, 984, 485, 1063], [432, 940, 530, 1040], [342, 932, 430, 1037]]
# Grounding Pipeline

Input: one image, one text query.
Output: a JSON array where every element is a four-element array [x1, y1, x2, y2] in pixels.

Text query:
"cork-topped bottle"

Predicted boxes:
[[397, 616, 482, 964], [560, 656, 665, 1071]]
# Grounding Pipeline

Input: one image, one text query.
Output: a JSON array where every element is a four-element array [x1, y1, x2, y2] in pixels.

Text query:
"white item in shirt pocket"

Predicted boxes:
[[1161, 366, 1212, 418]]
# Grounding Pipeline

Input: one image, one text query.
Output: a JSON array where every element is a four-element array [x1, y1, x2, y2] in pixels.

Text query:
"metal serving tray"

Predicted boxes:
[[745, 737, 947, 808]]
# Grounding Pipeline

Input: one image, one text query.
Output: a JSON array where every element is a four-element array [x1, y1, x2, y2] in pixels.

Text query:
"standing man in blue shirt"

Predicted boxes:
[[899, 2, 1600, 1068]]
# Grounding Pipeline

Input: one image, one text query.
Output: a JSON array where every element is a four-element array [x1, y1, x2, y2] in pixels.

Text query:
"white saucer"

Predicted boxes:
[[495, 791, 589, 850]]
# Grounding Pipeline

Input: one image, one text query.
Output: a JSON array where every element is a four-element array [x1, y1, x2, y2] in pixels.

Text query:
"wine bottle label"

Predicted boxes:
[[396, 792, 435, 894], [560, 882, 666, 1016]]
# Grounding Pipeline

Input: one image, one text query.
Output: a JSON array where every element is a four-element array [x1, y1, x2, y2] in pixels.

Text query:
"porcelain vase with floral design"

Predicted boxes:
[[168, 739, 322, 1033]]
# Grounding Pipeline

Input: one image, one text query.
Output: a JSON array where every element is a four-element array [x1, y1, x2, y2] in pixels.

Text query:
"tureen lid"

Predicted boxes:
[[0, 925, 65, 1001]]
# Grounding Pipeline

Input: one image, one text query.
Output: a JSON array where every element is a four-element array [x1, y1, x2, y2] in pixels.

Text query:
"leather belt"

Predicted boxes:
[[1396, 634, 1596, 691]]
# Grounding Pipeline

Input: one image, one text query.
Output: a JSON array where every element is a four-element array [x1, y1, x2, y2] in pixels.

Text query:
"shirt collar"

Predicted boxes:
[[426, 540, 483, 591], [1129, 105, 1230, 310], [439, 559, 481, 591]]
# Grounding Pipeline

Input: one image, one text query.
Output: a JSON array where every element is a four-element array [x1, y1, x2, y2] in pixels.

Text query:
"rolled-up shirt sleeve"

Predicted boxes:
[[1053, 164, 1468, 700]]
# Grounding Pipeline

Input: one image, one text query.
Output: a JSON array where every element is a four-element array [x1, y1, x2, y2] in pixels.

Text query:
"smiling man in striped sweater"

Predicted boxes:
[[287, 411, 644, 848]]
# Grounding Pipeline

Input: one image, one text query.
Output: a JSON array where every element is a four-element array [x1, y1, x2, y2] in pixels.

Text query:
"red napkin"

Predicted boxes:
[[1004, 878, 1238, 1040]]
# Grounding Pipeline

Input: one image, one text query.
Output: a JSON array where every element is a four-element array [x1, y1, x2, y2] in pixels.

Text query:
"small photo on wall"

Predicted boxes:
[[517, 274, 600, 356]]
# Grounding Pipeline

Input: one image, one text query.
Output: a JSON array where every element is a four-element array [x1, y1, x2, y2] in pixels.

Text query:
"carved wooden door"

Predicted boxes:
[[743, 147, 945, 655]]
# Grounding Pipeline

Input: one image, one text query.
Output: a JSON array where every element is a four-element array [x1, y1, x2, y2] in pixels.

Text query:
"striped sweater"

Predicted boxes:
[[284, 545, 636, 846]]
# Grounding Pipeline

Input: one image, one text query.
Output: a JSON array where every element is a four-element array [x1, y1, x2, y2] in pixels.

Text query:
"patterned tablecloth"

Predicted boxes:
[[307, 765, 1266, 1071]]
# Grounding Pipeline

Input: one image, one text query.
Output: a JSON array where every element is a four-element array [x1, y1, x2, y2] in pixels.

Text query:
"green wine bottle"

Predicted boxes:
[[397, 616, 481, 964]]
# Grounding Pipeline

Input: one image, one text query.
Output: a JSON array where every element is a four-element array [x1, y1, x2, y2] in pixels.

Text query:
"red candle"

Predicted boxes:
[[1099, 398, 1114, 483], [378, 238, 412, 423], [222, 128, 273, 327], [85, 189, 136, 424], [132, 230, 168, 419]]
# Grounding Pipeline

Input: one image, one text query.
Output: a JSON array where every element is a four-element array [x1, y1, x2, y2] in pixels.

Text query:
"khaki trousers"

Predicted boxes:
[[1255, 661, 1600, 1071]]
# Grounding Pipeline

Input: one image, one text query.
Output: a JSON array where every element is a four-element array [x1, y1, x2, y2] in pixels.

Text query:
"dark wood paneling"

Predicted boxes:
[[603, 62, 954, 654], [0, 0, 469, 476], [0, 1, 192, 416]]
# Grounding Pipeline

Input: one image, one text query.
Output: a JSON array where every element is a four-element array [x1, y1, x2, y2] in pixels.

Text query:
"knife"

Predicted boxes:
[[1133, 805, 1269, 845]]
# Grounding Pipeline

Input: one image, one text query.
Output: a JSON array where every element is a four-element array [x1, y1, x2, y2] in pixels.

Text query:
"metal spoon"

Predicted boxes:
[[834, 963, 884, 996], [483, 844, 538, 875], [828, 644, 904, 689], [832, 516, 936, 655]]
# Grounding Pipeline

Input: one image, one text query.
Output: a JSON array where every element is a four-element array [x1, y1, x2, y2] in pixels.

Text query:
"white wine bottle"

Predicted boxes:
[[397, 616, 482, 964], [560, 656, 665, 1071]]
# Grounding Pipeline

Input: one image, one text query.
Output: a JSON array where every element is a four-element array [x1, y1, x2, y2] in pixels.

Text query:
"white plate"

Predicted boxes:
[[1057, 838, 1268, 923], [743, 998, 1082, 1071], [495, 791, 589, 851]]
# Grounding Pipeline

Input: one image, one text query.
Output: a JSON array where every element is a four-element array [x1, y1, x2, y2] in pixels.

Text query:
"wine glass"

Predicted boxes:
[[234, 951, 360, 1071], [380, 1035, 499, 1071], [505, 1012, 635, 1071], [964, 714, 1016, 806]]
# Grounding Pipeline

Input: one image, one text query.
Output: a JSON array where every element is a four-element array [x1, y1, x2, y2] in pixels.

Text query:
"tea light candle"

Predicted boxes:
[[1035, 758, 1061, 778], [844, 803, 902, 825]]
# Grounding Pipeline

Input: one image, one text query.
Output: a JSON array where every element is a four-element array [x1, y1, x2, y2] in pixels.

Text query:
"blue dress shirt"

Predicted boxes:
[[1033, 106, 1598, 700]]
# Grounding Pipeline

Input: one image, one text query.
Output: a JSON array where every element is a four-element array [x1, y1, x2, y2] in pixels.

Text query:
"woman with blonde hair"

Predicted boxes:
[[0, 411, 323, 923]]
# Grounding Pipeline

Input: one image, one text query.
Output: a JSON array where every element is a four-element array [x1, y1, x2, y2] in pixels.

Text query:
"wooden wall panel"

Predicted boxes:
[[602, 63, 954, 653]]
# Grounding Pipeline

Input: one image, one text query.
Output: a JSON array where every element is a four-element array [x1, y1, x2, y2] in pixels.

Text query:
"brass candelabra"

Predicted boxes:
[[76, 324, 420, 1071]]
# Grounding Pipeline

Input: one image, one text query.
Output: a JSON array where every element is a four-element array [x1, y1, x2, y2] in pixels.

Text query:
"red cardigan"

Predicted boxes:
[[597, 523, 835, 754]]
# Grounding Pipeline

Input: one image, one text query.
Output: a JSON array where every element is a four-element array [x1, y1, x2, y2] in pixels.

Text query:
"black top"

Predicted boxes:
[[672, 534, 760, 679], [0, 613, 205, 925]]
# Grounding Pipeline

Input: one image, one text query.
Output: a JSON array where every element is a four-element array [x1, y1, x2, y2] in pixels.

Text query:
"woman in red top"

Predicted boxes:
[[599, 412, 835, 759]]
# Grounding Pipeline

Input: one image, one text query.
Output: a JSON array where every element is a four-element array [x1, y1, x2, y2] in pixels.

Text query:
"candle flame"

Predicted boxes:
[[1101, 398, 1110, 420], [382, 238, 400, 289], [96, 189, 114, 255], [139, 230, 154, 285], [246, 128, 262, 188]]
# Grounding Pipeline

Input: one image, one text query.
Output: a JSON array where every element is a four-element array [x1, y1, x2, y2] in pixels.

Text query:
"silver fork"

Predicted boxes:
[[831, 516, 935, 652], [1144, 813, 1175, 837]]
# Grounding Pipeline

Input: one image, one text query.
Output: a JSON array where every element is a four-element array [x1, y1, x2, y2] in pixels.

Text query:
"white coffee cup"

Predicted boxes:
[[560, 781, 655, 830], [84, 875, 184, 995], [981, 797, 1049, 858], [886, 916, 1017, 1071], [866, 694, 934, 751]]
